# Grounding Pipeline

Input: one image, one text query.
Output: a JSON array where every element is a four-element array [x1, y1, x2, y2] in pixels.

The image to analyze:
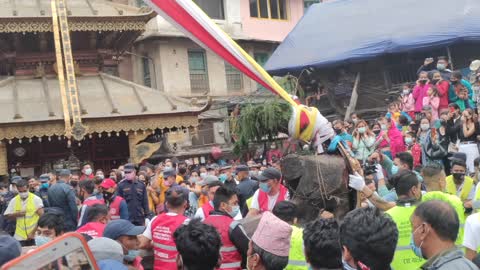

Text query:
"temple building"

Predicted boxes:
[[0, 0, 208, 177]]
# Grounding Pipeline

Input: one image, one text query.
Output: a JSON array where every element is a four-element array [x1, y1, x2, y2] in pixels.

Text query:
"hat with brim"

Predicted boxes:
[[103, 220, 145, 240], [470, 60, 480, 71], [197, 175, 222, 187], [257, 168, 282, 182]]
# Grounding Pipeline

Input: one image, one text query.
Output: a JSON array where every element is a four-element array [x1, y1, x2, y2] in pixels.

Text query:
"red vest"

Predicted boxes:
[[201, 201, 214, 219], [76, 222, 106, 238], [151, 213, 188, 270], [258, 184, 287, 212], [204, 214, 242, 270], [108, 196, 124, 220]]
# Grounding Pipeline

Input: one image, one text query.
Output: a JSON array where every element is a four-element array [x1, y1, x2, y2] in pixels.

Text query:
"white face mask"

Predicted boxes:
[[421, 124, 430, 131], [19, 191, 29, 199], [84, 168, 92, 175]]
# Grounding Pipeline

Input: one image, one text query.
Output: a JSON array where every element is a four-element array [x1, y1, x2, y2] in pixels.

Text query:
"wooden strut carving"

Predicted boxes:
[[51, 0, 87, 141]]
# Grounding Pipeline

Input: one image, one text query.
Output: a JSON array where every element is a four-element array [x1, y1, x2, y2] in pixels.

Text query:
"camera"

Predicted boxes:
[[363, 163, 378, 176]]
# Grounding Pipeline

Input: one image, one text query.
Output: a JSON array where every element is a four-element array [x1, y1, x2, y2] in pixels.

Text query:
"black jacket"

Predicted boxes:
[[47, 181, 78, 231]]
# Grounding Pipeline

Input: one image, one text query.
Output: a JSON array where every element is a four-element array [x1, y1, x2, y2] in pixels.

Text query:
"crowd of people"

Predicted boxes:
[[1, 56, 480, 270]]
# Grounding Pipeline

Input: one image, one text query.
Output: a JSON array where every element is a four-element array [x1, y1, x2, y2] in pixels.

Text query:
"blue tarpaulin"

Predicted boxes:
[[265, 0, 480, 76]]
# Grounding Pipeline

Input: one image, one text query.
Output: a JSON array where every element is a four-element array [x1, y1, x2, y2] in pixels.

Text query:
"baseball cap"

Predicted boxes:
[[88, 237, 124, 263], [0, 234, 21, 266], [235, 165, 249, 173], [163, 167, 176, 178], [257, 167, 282, 182], [124, 163, 135, 173], [103, 220, 145, 240], [197, 175, 222, 187], [206, 164, 219, 171], [100, 178, 117, 189], [39, 174, 50, 183]]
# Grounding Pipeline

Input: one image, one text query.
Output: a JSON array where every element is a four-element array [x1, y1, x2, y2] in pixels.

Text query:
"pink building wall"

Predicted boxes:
[[240, 0, 304, 42]]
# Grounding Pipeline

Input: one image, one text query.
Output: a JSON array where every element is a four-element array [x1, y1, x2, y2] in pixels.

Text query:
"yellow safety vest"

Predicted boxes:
[[247, 196, 253, 209], [422, 191, 465, 249], [14, 193, 40, 240], [386, 203, 425, 270], [445, 175, 474, 202], [286, 226, 307, 270]]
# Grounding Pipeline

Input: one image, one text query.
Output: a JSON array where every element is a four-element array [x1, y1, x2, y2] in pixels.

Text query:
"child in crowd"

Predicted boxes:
[[404, 131, 421, 168], [423, 86, 440, 121], [400, 83, 415, 119]]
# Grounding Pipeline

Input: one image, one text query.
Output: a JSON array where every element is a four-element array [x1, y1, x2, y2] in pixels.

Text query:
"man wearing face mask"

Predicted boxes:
[[236, 165, 259, 217], [4, 179, 44, 246], [99, 178, 128, 221], [445, 159, 476, 213], [194, 176, 228, 221], [204, 186, 249, 270], [35, 174, 50, 208], [449, 71, 474, 105], [34, 212, 64, 247], [103, 219, 146, 269], [417, 56, 452, 81], [139, 186, 189, 270], [48, 169, 78, 232], [410, 200, 477, 270], [80, 163, 95, 181], [219, 165, 236, 190], [385, 171, 425, 270], [247, 168, 288, 217], [327, 120, 353, 153], [77, 180, 105, 227], [117, 164, 149, 226]]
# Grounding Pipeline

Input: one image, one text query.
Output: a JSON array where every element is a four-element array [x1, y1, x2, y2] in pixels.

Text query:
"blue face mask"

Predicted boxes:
[[410, 226, 424, 259], [41, 183, 49, 189], [229, 205, 240, 218], [219, 174, 228, 183], [35, 235, 52, 246], [259, 182, 271, 193], [124, 250, 140, 262], [391, 165, 399, 175]]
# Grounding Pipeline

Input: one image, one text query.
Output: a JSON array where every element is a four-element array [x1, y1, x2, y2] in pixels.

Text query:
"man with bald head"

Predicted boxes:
[[410, 200, 478, 270]]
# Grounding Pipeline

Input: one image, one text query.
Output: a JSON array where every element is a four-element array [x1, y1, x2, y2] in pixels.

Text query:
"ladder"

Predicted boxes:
[[51, 0, 87, 142]]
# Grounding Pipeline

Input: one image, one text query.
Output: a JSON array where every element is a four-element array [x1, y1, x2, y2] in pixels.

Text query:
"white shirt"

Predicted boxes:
[[463, 213, 480, 252], [143, 213, 190, 240], [4, 193, 44, 240], [250, 189, 289, 212]]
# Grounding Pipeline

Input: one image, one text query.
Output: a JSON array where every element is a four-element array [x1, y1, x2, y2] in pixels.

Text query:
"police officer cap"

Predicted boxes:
[[124, 163, 135, 173], [235, 165, 249, 173], [39, 174, 50, 183], [59, 169, 71, 176]]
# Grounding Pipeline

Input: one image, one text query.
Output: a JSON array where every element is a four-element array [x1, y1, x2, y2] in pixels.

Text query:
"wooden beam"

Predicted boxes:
[[36, 0, 45, 15], [344, 72, 361, 121], [10, 0, 17, 16], [75, 83, 88, 115], [41, 77, 56, 117], [99, 73, 120, 114], [12, 79, 22, 119]]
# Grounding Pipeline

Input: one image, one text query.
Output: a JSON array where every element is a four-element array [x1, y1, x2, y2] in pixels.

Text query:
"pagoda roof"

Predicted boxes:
[[0, 73, 209, 140], [0, 0, 155, 33]]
